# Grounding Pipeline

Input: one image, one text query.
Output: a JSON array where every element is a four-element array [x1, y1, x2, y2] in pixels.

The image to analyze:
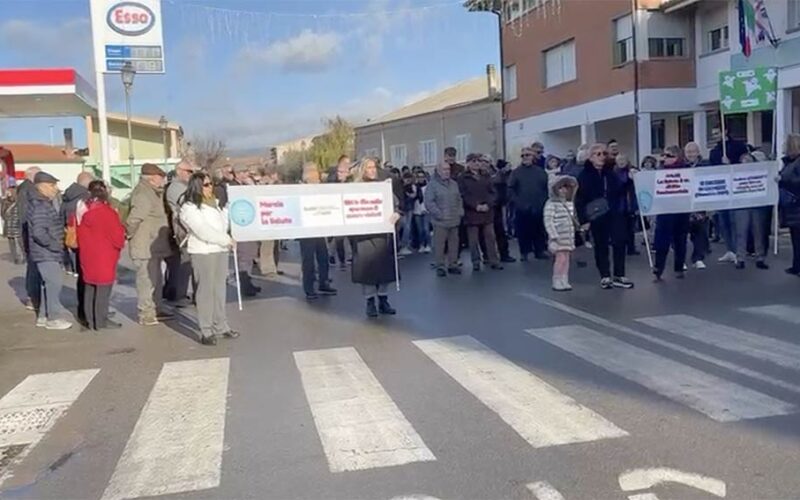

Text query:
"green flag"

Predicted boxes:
[[719, 67, 777, 114]]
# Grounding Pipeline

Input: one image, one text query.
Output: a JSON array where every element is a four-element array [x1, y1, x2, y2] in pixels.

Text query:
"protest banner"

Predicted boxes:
[[634, 161, 779, 216], [226, 181, 395, 241]]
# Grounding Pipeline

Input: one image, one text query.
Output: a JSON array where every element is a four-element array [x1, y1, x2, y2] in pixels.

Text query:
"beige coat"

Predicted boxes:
[[126, 179, 174, 260]]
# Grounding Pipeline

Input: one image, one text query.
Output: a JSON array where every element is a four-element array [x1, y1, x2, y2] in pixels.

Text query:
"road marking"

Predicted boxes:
[[741, 304, 800, 325], [413, 336, 627, 448], [526, 325, 795, 421], [0, 369, 99, 485], [520, 293, 800, 395], [101, 358, 229, 500], [619, 467, 726, 497], [526, 481, 566, 500], [627, 494, 659, 500], [293, 347, 435, 473], [637, 314, 800, 370]]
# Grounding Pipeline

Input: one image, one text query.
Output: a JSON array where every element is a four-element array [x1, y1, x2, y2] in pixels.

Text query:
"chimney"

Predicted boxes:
[[63, 128, 74, 157], [486, 64, 499, 100]]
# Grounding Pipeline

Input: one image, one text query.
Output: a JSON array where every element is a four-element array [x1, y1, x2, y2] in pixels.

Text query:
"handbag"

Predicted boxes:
[[64, 214, 78, 250], [585, 175, 610, 222], [560, 201, 585, 248]]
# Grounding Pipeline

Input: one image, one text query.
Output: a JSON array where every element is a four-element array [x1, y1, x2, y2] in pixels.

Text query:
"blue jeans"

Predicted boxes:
[[414, 214, 430, 248], [717, 210, 736, 253], [400, 212, 415, 249]]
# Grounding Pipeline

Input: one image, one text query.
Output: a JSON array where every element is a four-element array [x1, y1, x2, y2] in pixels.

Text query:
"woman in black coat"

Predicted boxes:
[[779, 133, 800, 275], [351, 157, 401, 318]]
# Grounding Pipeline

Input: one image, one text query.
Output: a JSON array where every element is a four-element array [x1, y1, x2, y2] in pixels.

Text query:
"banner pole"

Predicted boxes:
[[774, 203, 779, 256], [773, 105, 779, 256], [392, 230, 401, 292], [640, 211, 654, 269], [232, 244, 243, 311], [720, 107, 728, 163]]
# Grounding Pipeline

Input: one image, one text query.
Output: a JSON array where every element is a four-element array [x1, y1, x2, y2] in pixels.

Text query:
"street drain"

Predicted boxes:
[[0, 406, 62, 437]]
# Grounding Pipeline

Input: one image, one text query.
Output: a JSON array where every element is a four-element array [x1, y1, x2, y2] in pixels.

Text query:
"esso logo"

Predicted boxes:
[[107, 2, 155, 36]]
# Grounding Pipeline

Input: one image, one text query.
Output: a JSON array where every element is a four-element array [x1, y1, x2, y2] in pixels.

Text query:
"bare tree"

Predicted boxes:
[[189, 135, 227, 171]]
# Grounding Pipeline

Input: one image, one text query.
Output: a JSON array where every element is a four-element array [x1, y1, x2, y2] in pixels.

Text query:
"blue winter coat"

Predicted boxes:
[[26, 190, 64, 263]]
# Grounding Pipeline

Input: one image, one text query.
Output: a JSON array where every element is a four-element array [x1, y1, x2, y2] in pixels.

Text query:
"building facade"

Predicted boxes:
[[487, 0, 800, 163], [355, 67, 503, 167]]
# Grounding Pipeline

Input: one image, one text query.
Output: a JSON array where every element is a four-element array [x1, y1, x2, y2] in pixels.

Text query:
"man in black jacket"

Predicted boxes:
[[509, 147, 549, 261], [17, 166, 42, 312], [62, 172, 93, 326], [575, 144, 634, 290]]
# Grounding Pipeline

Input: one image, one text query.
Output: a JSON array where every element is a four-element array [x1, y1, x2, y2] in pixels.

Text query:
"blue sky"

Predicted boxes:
[[0, 0, 499, 152]]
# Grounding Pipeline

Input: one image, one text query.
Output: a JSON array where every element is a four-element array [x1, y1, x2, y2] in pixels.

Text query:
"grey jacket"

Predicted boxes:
[[26, 190, 64, 263], [126, 179, 174, 260], [425, 172, 464, 228]]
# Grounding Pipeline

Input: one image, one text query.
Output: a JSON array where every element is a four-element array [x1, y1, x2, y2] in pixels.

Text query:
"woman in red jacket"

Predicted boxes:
[[77, 180, 125, 330]]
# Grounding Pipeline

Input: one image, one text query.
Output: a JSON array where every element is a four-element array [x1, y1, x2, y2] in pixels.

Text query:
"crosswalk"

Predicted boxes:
[[1, 302, 799, 498]]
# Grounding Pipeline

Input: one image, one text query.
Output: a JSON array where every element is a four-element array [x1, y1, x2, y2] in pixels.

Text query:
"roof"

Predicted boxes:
[[0, 68, 97, 118], [361, 76, 496, 127], [2, 144, 85, 164], [103, 112, 181, 131]]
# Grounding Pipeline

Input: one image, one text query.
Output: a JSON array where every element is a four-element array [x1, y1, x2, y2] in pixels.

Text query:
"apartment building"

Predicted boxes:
[[475, 0, 800, 162]]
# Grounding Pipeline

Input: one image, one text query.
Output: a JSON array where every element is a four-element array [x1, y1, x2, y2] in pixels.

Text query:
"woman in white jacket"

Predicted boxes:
[[179, 173, 238, 345]]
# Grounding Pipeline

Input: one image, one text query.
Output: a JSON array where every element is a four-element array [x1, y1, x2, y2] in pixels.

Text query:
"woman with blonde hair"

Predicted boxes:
[[351, 158, 401, 317], [779, 133, 800, 274]]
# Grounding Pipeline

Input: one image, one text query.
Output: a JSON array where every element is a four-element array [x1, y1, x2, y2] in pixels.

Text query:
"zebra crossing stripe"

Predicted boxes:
[[101, 358, 230, 500], [413, 336, 627, 448], [526, 481, 566, 500], [637, 314, 800, 370], [293, 347, 435, 473], [0, 369, 99, 485], [741, 304, 800, 325], [526, 325, 795, 422]]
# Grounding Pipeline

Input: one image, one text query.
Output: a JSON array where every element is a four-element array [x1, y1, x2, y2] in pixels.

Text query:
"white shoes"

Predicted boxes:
[[718, 251, 737, 263], [694, 260, 707, 269], [420, 246, 432, 254], [552, 278, 573, 291], [398, 248, 413, 256], [35, 317, 47, 328], [44, 319, 72, 330]]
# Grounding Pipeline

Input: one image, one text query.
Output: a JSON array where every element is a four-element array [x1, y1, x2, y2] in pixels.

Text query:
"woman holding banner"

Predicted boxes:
[[351, 158, 401, 318], [180, 173, 239, 346], [652, 145, 691, 282]]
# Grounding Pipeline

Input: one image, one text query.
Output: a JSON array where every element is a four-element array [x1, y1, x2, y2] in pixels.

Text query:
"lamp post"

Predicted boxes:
[[159, 115, 169, 170], [121, 61, 136, 187]]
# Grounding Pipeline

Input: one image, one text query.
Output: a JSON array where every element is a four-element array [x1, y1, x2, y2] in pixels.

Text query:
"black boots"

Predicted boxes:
[[378, 296, 396, 315], [239, 272, 261, 296], [366, 297, 378, 318]]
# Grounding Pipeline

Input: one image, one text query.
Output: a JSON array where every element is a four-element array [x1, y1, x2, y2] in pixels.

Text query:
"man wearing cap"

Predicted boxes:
[[126, 163, 175, 326], [459, 153, 503, 272], [509, 146, 550, 261], [163, 159, 196, 307], [17, 166, 42, 312], [27, 172, 72, 330], [228, 164, 261, 296]]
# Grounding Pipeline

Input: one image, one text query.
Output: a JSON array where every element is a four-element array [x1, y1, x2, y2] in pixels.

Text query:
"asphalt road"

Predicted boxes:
[[1, 238, 799, 500]]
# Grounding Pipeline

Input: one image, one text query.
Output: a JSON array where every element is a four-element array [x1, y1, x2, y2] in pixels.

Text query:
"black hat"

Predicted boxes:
[[33, 172, 59, 184]]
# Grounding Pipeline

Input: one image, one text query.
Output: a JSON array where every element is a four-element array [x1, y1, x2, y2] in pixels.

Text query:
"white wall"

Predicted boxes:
[[595, 116, 635, 157], [17, 162, 86, 190]]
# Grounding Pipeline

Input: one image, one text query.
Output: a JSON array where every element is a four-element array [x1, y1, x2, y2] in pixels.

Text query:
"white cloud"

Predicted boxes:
[[0, 18, 91, 72], [238, 30, 342, 73]]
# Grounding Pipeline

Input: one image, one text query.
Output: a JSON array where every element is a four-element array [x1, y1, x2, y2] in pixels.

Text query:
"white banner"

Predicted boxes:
[[633, 161, 779, 216], [227, 181, 396, 241]]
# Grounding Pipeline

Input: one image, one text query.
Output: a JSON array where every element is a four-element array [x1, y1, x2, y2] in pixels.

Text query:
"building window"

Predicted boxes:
[[651, 119, 666, 154], [790, 0, 800, 31], [455, 135, 470, 162], [504, 64, 518, 101], [708, 25, 729, 52], [544, 39, 576, 88], [648, 38, 685, 58], [419, 140, 437, 167], [678, 115, 694, 148], [390, 144, 407, 167], [614, 15, 633, 65]]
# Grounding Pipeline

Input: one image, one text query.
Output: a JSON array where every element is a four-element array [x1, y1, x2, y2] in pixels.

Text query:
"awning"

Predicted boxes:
[[660, 0, 701, 13], [0, 68, 97, 118]]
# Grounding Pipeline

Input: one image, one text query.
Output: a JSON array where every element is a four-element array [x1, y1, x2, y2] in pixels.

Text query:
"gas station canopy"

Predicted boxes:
[[0, 68, 98, 118]]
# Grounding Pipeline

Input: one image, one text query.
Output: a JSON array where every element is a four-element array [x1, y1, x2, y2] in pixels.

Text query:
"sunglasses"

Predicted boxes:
[[522, 153, 533, 157], [202, 182, 212, 187], [593, 152, 608, 157], [663, 154, 676, 159]]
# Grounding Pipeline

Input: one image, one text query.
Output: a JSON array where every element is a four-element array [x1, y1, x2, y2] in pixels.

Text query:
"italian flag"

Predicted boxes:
[[739, 0, 756, 57]]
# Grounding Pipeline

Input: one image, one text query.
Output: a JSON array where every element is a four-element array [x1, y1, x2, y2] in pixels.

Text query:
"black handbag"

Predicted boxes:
[[585, 176, 610, 222]]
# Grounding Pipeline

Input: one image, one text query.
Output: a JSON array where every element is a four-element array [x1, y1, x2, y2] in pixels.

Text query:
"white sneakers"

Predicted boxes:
[[398, 248, 413, 256], [35, 317, 47, 328], [420, 246, 432, 254], [552, 278, 572, 291], [718, 251, 737, 263], [35, 317, 72, 330], [694, 260, 707, 269]]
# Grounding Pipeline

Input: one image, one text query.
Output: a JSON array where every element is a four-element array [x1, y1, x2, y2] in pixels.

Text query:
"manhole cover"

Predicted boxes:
[[0, 407, 62, 437]]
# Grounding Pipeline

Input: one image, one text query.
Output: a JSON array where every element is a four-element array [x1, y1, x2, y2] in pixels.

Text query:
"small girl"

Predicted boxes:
[[543, 175, 578, 291]]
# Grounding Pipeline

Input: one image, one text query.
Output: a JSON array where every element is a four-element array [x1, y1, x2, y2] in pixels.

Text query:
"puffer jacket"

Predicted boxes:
[[425, 172, 464, 228], [779, 155, 800, 228], [543, 176, 578, 252], [125, 179, 174, 260], [1, 196, 21, 238], [179, 199, 232, 254], [459, 170, 496, 226], [26, 190, 64, 263]]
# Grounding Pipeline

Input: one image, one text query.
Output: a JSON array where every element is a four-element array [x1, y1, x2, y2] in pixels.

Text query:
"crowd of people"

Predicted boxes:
[[3, 132, 799, 343]]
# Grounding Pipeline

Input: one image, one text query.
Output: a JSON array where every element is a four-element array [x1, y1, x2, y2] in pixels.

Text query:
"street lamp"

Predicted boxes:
[[121, 61, 136, 187], [159, 115, 169, 170]]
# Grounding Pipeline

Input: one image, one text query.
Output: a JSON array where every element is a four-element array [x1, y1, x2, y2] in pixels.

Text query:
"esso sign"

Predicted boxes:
[[107, 2, 155, 36]]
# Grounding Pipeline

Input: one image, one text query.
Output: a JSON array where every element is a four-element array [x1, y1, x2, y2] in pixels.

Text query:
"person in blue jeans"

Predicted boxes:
[[413, 170, 431, 253]]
